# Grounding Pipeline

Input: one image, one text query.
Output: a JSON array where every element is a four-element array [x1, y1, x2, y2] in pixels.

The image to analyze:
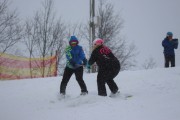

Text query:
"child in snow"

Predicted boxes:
[[88, 38, 120, 96], [60, 36, 88, 96], [162, 32, 178, 67]]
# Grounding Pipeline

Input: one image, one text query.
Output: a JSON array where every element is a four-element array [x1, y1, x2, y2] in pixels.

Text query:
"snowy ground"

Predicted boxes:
[[0, 67, 180, 120]]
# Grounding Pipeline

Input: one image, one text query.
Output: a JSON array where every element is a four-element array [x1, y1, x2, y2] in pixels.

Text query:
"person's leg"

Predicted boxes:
[[170, 55, 175, 67], [60, 67, 73, 94], [97, 70, 107, 96], [164, 55, 170, 68], [74, 66, 88, 93], [106, 79, 119, 94], [106, 61, 120, 93]]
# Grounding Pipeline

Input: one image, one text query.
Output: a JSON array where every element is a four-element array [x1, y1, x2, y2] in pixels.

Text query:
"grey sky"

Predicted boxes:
[[10, 0, 180, 69]]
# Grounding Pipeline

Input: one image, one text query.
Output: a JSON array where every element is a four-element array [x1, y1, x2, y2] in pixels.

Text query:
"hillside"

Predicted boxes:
[[0, 67, 180, 120]]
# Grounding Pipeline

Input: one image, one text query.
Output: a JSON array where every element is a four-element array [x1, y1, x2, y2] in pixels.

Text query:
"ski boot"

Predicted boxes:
[[80, 91, 88, 96], [109, 91, 120, 97]]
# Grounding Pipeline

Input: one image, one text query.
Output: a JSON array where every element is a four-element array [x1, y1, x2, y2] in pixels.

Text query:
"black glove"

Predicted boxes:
[[69, 59, 76, 67], [173, 39, 178, 49], [83, 58, 87, 66], [172, 39, 178, 43]]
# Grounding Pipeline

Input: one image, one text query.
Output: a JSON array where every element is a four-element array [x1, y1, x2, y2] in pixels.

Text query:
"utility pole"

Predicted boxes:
[[89, 0, 96, 73]]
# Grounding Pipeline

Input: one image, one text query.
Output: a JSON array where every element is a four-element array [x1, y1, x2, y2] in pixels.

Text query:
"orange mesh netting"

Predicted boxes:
[[0, 53, 57, 80]]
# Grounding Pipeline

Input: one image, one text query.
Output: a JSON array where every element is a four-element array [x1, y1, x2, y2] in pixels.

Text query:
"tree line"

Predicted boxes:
[[0, 0, 141, 75]]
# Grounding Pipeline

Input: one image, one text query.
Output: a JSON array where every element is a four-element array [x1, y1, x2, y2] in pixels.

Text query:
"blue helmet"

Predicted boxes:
[[69, 36, 79, 46], [69, 36, 78, 41], [166, 32, 173, 36]]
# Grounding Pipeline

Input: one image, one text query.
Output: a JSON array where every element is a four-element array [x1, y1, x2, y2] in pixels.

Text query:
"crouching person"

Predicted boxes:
[[88, 38, 120, 96]]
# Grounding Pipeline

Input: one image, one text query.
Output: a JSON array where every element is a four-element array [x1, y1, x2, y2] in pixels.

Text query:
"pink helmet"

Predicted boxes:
[[93, 38, 104, 45]]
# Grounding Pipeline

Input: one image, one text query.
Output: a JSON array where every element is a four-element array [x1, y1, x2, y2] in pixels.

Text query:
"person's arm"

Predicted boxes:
[[162, 40, 167, 47], [88, 50, 97, 66], [172, 39, 178, 49], [65, 46, 75, 66], [65, 46, 72, 60], [78, 46, 88, 66], [79, 46, 86, 60]]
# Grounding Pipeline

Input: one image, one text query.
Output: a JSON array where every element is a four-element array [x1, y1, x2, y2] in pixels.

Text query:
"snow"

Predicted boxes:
[[0, 67, 180, 120]]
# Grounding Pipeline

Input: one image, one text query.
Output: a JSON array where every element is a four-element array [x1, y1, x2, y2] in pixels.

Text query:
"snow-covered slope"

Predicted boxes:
[[0, 67, 180, 120]]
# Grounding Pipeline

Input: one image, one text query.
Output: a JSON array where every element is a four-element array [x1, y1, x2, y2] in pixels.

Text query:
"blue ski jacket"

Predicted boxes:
[[65, 45, 86, 69], [162, 37, 177, 56]]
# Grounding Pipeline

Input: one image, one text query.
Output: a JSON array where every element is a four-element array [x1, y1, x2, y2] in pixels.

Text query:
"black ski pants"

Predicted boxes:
[[164, 55, 175, 68], [60, 66, 88, 94], [97, 61, 120, 96]]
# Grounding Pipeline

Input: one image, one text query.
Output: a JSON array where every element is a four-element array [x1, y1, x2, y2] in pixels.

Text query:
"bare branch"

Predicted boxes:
[[0, 0, 22, 53], [142, 57, 157, 69]]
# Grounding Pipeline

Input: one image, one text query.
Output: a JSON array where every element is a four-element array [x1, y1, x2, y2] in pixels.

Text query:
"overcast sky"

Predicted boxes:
[[10, 0, 180, 69]]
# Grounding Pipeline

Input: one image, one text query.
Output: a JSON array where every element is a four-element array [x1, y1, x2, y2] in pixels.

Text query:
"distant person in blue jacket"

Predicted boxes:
[[162, 32, 178, 68], [60, 36, 88, 96]]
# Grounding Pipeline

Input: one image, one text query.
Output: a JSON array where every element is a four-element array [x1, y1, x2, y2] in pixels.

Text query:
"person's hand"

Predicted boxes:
[[86, 64, 91, 69], [83, 58, 87, 66], [168, 36, 173, 41], [173, 39, 178, 44]]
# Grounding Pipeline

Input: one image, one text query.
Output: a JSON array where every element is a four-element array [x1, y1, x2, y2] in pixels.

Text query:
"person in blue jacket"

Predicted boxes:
[[60, 36, 88, 96], [162, 32, 178, 67]]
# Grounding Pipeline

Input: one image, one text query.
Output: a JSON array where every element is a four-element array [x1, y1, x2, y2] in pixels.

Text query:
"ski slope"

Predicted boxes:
[[0, 67, 180, 120]]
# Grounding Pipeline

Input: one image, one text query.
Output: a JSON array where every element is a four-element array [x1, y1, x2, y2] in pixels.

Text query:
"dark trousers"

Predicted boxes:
[[60, 66, 88, 94], [164, 55, 175, 68], [97, 61, 120, 96]]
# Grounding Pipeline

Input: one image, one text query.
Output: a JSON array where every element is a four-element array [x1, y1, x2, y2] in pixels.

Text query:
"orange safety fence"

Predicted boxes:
[[0, 53, 57, 80]]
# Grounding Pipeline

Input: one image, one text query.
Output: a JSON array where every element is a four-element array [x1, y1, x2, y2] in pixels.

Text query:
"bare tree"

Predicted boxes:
[[0, 0, 22, 79], [0, 0, 22, 54], [97, 0, 123, 42], [81, 0, 137, 71], [23, 0, 66, 76], [142, 57, 157, 69], [97, 0, 137, 70], [35, 0, 58, 57], [66, 23, 88, 52]]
